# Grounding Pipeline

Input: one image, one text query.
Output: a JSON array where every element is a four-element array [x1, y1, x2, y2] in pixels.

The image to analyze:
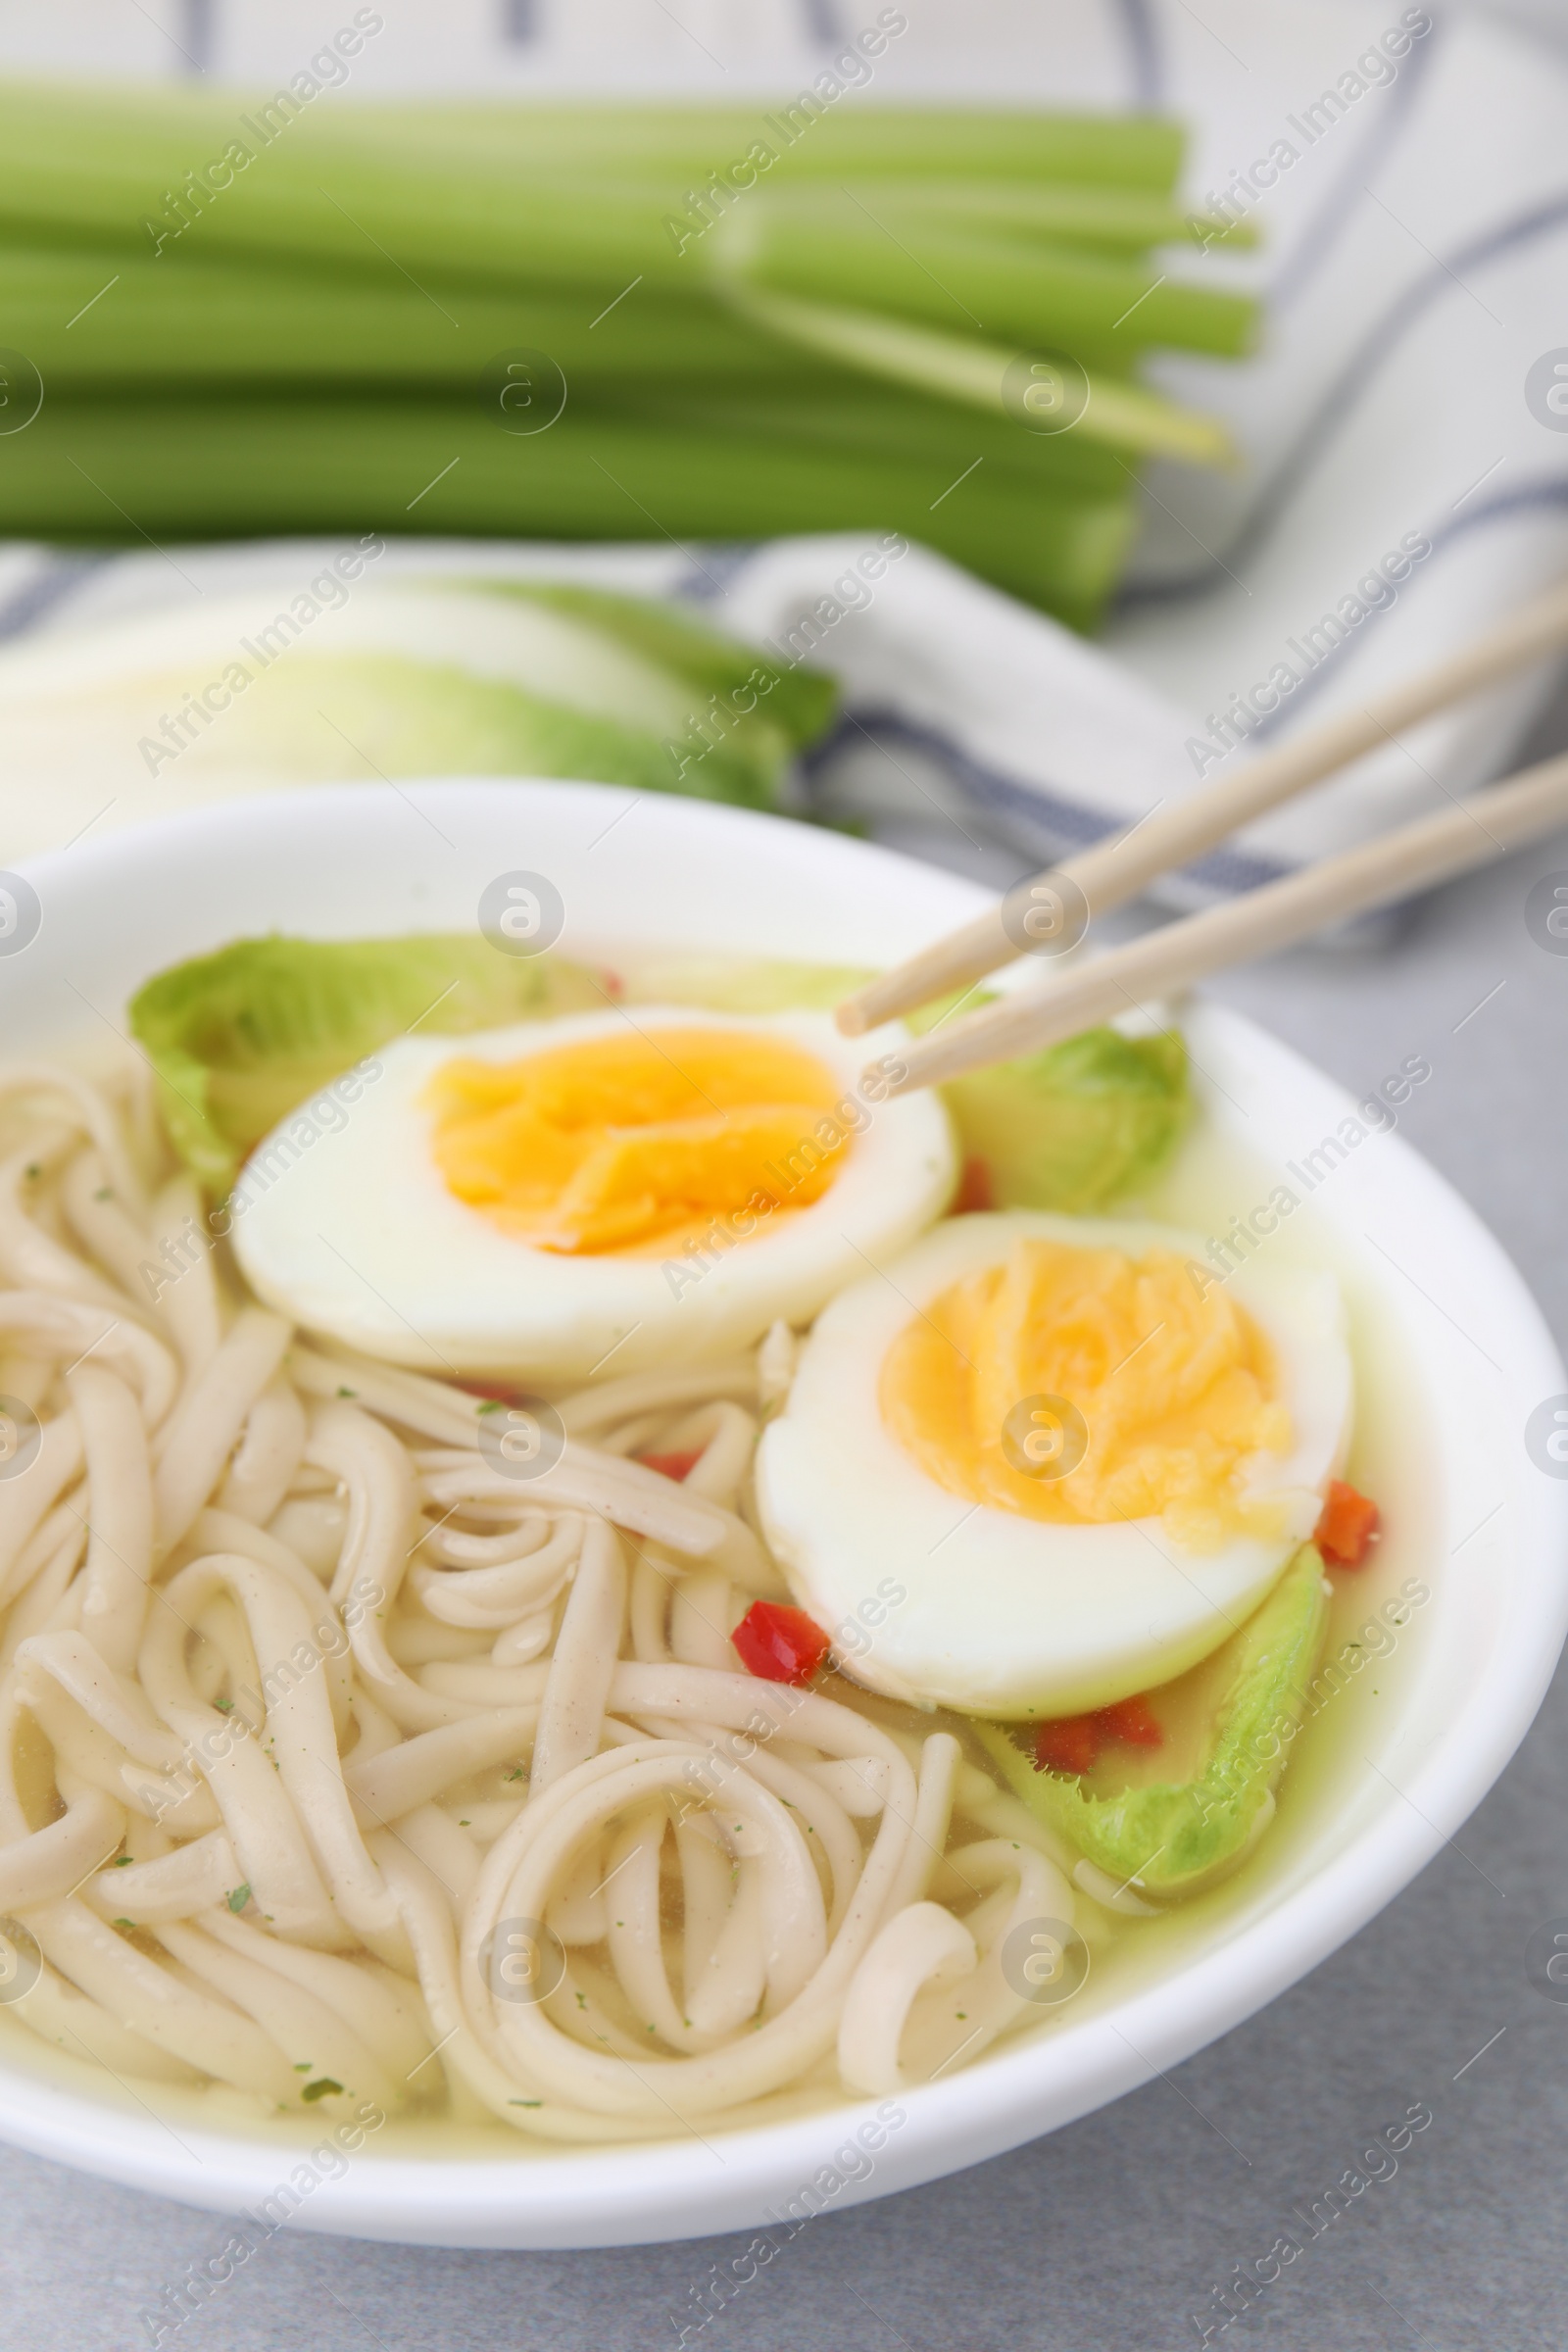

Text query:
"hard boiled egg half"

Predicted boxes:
[[230, 1005, 955, 1386], [755, 1211, 1352, 1717]]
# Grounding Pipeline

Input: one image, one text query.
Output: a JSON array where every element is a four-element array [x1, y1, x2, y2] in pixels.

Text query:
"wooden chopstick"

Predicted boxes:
[[878, 746, 1568, 1094], [836, 574, 1568, 1038]]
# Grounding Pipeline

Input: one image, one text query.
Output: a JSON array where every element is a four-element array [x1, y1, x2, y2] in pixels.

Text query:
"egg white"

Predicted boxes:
[[754, 1210, 1353, 1718], [229, 1004, 956, 1386]]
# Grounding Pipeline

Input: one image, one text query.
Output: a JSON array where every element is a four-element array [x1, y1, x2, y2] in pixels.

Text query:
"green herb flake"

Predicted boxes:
[[477, 1399, 505, 1415], [113, 1855, 131, 1867], [337, 1385, 357, 1398], [294, 2061, 314, 2072], [214, 1697, 235, 1713], [301, 2078, 343, 2103], [508, 2099, 542, 2108], [93, 1186, 113, 1200], [113, 1918, 135, 1931], [226, 1883, 252, 1913]]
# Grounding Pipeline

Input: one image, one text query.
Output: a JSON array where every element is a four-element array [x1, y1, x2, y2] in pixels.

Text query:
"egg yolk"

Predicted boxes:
[[425, 1028, 850, 1254], [880, 1238, 1292, 1550]]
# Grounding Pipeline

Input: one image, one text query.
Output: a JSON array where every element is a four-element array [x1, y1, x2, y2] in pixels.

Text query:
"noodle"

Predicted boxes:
[[0, 1060, 1080, 2140]]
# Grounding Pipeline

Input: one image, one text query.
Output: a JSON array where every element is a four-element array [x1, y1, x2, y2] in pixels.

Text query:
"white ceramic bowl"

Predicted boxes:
[[0, 779, 1563, 2249]]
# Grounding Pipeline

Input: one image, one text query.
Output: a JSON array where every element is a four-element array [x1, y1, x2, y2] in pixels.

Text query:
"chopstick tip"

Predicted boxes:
[[865, 1051, 917, 1098]]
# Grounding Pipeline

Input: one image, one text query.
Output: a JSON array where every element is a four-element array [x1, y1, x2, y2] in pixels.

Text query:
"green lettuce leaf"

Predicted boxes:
[[480, 580, 840, 799], [0, 578, 839, 852], [974, 1546, 1328, 1900], [129, 933, 606, 1194], [941, 1026, 1189, 1212]]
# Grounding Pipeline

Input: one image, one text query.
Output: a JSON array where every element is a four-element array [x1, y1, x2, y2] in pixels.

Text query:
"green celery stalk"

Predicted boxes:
[[0, 245, 796, 386], [0, 390, 1135, 626], [0, 248, 1144, 496], [326, 104, 1187, 189], [727, 290, 1240, 466], [0, 89, 1180, 287], [0, 96, 699, 286], [711, 204, 1256, 359], [0, 248, 1231, 478], [622, 376, 1136, 494], [696, 180, 1254, 254], [0, 87, 1250, 624]]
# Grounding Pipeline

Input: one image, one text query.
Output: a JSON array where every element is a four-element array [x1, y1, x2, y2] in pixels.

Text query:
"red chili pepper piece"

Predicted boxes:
[[1314, 1479, 1381, 1568], [462, 1380, 524, 1406], [1094, 1693, 1163, 1747], [638, 1448, 703, 1483], [950, 1155, 995, 1215], [1035, 1691, 1163, 1775], [732, 1599, 832, 1687], [1035, 1715, 1101, 1775]]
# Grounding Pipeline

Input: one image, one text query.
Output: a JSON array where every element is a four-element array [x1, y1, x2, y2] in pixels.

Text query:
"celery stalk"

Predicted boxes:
[[695, 181, 1255, 254], [0, 85, 1255, 624], [0, 392, 1136, 626], [316, 104, 1189, 190], [711, 205, 1256, 359], [0, 91, 1180, 287], [727, 289, 1240, 466], [626, 377, 1134, 493], [0, 246, 789, 386]]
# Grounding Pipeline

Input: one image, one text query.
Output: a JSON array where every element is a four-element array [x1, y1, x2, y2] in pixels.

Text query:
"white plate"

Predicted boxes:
[[0, 776, 1562, 2248]]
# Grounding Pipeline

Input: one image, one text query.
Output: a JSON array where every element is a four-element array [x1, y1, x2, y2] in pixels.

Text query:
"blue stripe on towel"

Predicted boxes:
[[1122, 186, 1568, 610], [804, 706, 1296, 894], [1114, 0, 1163, 110], [180, 0, 216, 76], [1270, 21, 1440, 309], [1241, 475, 1568, 743], [797, 0, 847, 43], [0, 557, 105, 643], [671, 544, 760, 603]]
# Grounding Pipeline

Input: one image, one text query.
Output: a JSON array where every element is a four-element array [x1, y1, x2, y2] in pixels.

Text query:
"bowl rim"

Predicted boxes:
[[0, 776, 1562, 2250]]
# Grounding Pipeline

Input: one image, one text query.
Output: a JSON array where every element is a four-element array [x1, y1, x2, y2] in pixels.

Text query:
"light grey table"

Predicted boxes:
[[4, 698, 1567, 2352]]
